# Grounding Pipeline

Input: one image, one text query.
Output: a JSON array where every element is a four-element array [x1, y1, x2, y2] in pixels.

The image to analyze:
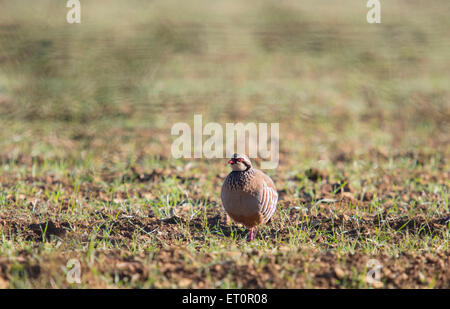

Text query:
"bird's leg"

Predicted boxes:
[[248, 227, 254, 241], [226, 214, 231, 225]]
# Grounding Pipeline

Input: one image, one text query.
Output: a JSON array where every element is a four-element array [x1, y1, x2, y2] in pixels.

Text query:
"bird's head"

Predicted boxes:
[[228, 153, 252, 171]]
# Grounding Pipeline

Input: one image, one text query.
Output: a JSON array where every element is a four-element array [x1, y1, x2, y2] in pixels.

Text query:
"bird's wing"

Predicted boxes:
[[259, 183, 278, 223]]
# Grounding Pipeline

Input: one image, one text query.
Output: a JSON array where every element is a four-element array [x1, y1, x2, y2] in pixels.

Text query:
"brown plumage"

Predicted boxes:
[[221, 153, 278, 241]]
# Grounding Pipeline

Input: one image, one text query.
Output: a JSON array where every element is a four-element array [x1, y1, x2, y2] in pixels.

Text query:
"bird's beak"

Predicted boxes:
[[228, 159, 234, 165]]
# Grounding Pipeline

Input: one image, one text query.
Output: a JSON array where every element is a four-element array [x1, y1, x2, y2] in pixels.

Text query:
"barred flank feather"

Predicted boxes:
[[260, 185, 278, 223]]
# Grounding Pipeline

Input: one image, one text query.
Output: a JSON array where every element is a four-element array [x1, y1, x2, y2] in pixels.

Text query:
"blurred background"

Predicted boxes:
[[0, 0, 448, 170]]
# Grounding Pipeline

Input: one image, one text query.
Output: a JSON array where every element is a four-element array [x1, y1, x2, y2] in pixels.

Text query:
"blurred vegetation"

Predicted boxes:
[[0, 0, 448, 130], [0, 2, 204, 121]]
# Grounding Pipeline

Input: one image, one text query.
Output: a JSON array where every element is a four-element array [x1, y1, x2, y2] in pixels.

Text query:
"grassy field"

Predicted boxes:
[[0, 0, 449, 288]]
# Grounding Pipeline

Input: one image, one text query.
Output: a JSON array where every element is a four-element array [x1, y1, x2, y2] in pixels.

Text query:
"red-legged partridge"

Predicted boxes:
[[221, 153, 278, 241]]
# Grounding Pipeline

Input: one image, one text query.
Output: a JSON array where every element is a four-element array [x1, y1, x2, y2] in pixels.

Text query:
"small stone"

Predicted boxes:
[[372, 281, 383, 288], [179, 278, 193, 287], [334, 266, 346, 279], [0, 277, 9, 289]]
